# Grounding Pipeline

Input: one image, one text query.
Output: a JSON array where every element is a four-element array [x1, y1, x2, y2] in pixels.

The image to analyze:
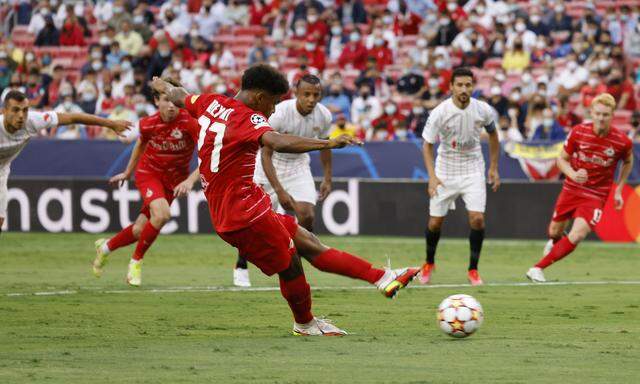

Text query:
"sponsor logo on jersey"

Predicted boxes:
[[170, 128, 183, 139], [250, 114, 269, 129]]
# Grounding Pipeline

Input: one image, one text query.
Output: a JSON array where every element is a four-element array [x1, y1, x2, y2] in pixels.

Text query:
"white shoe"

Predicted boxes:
[[127, 259, 142, 287], [233, 268, 251, 287], [375, 267, 420, 298], [526, 267, 546, 283], [542, 239, 554, 257], [293, 317, 347, 336]]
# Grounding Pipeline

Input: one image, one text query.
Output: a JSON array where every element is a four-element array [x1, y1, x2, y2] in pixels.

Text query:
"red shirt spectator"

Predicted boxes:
[[607, 77, 637, 111], [580, 79, 607, 108], [304, 37, 326, 72], [396, 12, 422, 35], [371, 104, 405, 139], [307, 18, 329, 44], [339, 36, 368, 70], [368, 40, 393, 71], [59, 20, 85, 46], [149, 31, 176, 52], [249, 1, 273, 25]]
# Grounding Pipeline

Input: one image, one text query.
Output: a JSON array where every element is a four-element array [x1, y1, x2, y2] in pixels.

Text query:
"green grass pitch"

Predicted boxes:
[[1, 233, 639, 383]]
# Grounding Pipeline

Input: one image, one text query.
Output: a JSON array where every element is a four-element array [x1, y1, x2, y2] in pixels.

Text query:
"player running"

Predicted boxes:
[[93, 79, 200, 286], [150, 65, 419, 336], [233, 74, 333, 287], [420, 67, 501, 286], [526, 93, 634, 283], [0, 90, 130, 235]]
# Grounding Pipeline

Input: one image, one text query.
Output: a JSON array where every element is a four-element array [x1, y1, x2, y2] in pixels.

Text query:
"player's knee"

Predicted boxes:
[[132, 223, 144, 238], [428, 217, 443, 232], [569, 228, 589, 244], [548, 225, 563, 240], [151, 208, 171, 225], [469, 215, 485, 230]]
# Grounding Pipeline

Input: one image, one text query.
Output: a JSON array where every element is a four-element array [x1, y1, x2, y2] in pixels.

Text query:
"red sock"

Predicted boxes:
[[535, 236, 577, 269], [279, 274, 314, 324], [107, 225, 137, 252], [133, 222, 160, 260], [311, 248, 385, 284]]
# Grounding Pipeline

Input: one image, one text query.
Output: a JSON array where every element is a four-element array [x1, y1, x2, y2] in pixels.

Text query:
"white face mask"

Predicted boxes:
[[121, 61, 132, 71], [417, 39, 427, 48], [308, 15, 318, 23], [530, 15, 541, 24], [434, 59, 446, 69], [305, 43, 316, 51], [331, 26, 342, 35], [99, 36, 111, 46], [588, 78, 599, 87], [476, 6, 485, 14], [194, 68, 204, 77], [374, 38, 384, 47], [412, 106, 424, 114], [496, 73, 506, 82], [295, 27, 306, 36], [511, 92, 521, 102], [440, 18, 451, 26], [428, 79, 439, 88], [395, 129, 408, 139], [543, 118, 554, 127], [215, 84, 227, 94], [383, 15, 393, 24], [91, 61, 103, 71], [567, 61, 578, 71], [384, 105, 396, 115], [555, 5, 564, 13], [522, 73, 532, 83], [447, 2, 457, 12], [515, 23, 526, 32], [173, 61, 183, 71], [133, 15, 144, 24], [63, 100, 73, 110], [490, 86, 501, 96], [81, 92, 94, 102], [350, 32, 360, 42]]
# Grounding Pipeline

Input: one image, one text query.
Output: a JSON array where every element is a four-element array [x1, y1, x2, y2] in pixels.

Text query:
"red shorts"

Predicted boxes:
[[551, 189, 605, 229], [218, 211, 298, 276], [135, 172, 176, 218]]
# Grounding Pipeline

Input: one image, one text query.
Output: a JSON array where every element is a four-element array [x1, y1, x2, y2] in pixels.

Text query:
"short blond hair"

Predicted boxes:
[[590, 93, 617, 111]]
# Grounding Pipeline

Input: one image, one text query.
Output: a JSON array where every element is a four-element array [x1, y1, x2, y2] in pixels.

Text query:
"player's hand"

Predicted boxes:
[[488, 167, 501, 192], [328, 135, 362, 149], [614, 189, 624, 210], [109, 172, 130, 187], [319, 179, 332, 201], [108, 120, 133, 137], [150, 76, 168, 94], [573, 169, 588, 184], [174, 179, 195, 198], [277, 190, 297, 212], [428, 177, 444, 198]]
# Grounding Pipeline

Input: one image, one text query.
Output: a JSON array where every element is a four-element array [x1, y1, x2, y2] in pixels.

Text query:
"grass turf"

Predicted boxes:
[[1, 233, 639, 383]]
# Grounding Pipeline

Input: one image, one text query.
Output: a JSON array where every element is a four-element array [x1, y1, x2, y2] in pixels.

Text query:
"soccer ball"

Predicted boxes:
[[437, 294, 484, 338]]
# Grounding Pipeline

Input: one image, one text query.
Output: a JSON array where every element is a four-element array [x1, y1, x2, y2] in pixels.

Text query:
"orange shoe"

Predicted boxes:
[[377, 268, 420, 299], [467, 269, 484, 286], [418, 263, 435, 284]]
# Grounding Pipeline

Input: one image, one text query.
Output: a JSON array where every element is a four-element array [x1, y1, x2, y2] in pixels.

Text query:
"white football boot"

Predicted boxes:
[[233, 268, 251, 287], [293, 317, 347, 336], [526, 267, 546, 283]]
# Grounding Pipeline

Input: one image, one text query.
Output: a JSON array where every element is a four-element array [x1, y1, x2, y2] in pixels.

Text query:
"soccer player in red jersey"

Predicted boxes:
[[150, 65, 419, 335], [93, 79, 201, 287], [527, 93, 634, 283]]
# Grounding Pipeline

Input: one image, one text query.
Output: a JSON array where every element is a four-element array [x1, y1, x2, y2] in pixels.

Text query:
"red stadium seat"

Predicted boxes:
[[484, 58, 502, 69], [233, 26, 266, 36]]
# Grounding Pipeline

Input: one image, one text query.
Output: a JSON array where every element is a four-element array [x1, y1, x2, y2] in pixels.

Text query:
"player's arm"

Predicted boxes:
[[174, 168, 200, 198], [486, 123, 501, 192], [56, 112, 131, 137], [109, 138, 147, 187], [614, 150, 634, 209], [319, 148, 332, 200], [422, 142, 442, 197], [260, 131, 361, 153], [557, 149, 587, 184], [150, 76, 188, 108], [261, 145, 297, 211]]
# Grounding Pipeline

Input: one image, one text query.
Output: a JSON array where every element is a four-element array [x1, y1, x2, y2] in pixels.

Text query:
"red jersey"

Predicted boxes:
[[562, 122, 632, 200], [184, 93, 273, 232], [136, 109, 198, 185]]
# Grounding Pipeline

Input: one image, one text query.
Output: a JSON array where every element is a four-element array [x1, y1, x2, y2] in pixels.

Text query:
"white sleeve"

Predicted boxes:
[[319, 105, 333, 139], [267, 104, 286, 133], [26, 111, 59, 137], [422, 107, 440, 143], [482, 102, 496, 126]]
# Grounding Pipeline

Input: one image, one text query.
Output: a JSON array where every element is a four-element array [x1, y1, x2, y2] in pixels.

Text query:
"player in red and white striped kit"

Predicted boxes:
[[150, 65, 419, 335], [527, 93, 634, 282]]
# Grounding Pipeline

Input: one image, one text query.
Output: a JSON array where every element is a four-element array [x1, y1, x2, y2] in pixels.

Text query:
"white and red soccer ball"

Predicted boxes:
[[437, 294, 484, 338]]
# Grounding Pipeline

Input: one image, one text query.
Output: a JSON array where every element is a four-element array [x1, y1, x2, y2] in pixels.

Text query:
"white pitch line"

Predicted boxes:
[[4, 280, 640, 297]]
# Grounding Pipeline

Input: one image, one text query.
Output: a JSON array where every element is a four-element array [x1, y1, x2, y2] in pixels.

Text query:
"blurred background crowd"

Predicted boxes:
[[1, 0, 640, 142]]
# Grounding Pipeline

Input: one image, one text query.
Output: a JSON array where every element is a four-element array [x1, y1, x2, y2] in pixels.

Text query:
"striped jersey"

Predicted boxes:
[[254, 98, 332, 182], [136, 109, 198, 187], [422, 97, 496, 178], [184, 93, 274, 233], [0, 111, 57, 173], [562, 122, 632, 200]]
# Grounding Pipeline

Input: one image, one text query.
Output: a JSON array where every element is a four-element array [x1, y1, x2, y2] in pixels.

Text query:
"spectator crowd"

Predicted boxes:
[[1, 0, 640, 143]]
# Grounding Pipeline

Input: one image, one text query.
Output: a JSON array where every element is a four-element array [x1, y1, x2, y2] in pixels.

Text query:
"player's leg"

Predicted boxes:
[[0, 169, 7, 237], [295, 202, 315, 232], [92, 214, 147, 277], [467, 211, 485, 286], [543, 220, 570, 256], [532, 217, 590, 272], [289, 218, 419, 298]]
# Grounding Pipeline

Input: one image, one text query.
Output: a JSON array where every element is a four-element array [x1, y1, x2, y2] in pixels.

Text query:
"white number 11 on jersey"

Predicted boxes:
[[197, 115, 226, 173]]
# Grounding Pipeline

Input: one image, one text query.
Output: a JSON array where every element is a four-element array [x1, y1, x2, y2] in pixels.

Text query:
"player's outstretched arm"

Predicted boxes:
[[150, 77, 188, 108], [57, 113, 132, 137], [614, 150, 634, 209], [109, 138, 147, 187], [261, 131, 361, 153]]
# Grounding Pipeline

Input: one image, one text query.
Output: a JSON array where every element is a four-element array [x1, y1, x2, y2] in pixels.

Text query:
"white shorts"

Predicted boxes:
[[429, 175, 486, 217], [258, 168, 317, 212], [0, 167, 8, 218]]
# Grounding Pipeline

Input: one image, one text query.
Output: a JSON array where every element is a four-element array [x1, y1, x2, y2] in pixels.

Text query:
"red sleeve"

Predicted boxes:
[[564, 127, 578, 155], [184, 94, 204, 118], [138, 120, 149, 143]]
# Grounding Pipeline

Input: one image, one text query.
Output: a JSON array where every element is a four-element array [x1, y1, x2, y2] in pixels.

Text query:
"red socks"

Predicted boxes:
[[107, 225, 137, 252], [535, 236, 577, 269], [133, 222, 161, 261], [311, 248, 385, 284], [279, 274, 313, 324]]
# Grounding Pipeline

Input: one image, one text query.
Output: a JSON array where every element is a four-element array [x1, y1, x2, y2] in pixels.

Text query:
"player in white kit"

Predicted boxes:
[[0, 90, 131, 234], [232, 74, 333, 287], [420, 68, 501, 286]]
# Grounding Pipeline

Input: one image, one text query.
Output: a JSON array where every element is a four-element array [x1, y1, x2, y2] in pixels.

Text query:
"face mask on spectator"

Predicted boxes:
[[543, 118, 554, 127], [91, 61, 103, 71], [25, 53, 35, 62], [295, 27, 306, 36], [555, 5, 564, 13], [490, 86, 501, 96], [383, 15, 393, 24], [305, 43, 316, 51], [417, 38, 427, 48], [50, 0, 58, 7], [412, 106, 424, 114], [308, 15, 318, 23], [440, 18, 451, 26], [446, 2, 457, 12], [515, 23, 526, 32], [159, 49, 171, 57], [428, 78, 439, 88], [173, 62, 183, 70], [476, 6, 485, 14], [122, 61, 132, 71], [434, 59, 446, 69], [521, 72, 532, 83], [396, 129, 407, 140], [331, 26, 342, 35], [269, 61, 279, 69], [113, 6, 124, 14], [134, 15, 144, 24], [385, 105, 396, 115], [135, 104, 146, 114], [536, 40, 545, 49], [91, 51, 102, 60], [99, 36, 111, 46], [216, 84, 227, 94], [350, 32, 360, 42], [495, 72, 506, 82], [63, 100, 73, 110], [567, 61, 578, 71], [194, 68, 204, 77], [530, 15, 541, 24], [374, 38, 384, 47], [81, 92, 95, 102], [511, 92, 521, 102], [40, 8, 50, 16]]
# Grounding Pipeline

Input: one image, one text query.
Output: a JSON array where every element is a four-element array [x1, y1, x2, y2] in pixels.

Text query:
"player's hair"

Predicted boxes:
[[591, 93, 616, 111], [3, 90, 28, 105], [241, 64, 289, 95], [296, 74, 321, 88], [450, 67, 474, 84], [152, 77, 182, 101]]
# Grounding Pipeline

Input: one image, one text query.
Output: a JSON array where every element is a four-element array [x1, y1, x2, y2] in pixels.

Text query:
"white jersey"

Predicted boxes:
[[422, 97, 496, 178], [254, 99, 332, 182], [0, 111, 58, 173]]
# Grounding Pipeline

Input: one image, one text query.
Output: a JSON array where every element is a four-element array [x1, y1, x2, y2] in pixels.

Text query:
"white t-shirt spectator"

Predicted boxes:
[[351, 95, 383, 131], [557, 64, 589, 91]]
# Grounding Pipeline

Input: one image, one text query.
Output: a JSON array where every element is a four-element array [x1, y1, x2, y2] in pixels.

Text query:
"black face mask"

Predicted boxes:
[[338, 123, 345, 128], [331, 91, 340, 97], [361, 92, 370, 99], [632, 120, 640, 128], [514, 43, 523, 50]]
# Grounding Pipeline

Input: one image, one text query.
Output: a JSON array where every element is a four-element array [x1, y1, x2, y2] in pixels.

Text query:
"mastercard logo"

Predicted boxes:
[[594, 184, 640, 242]]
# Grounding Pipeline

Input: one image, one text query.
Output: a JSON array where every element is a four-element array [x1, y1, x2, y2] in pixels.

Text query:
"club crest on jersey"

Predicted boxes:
[[250, 114, 269, 129], [604, 147, 615, 157], [170, 128, 183, 139], [146, 189, 153, 198], [43, 113, 51, 122]]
